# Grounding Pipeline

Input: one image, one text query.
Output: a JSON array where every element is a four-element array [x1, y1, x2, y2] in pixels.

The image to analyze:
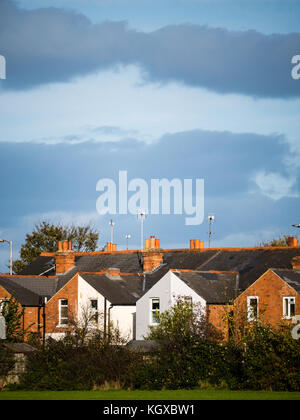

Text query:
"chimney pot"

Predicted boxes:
[[107, 242, 112, 252], [194, 239, 200, 249], [287, 236, 298, 247], [155, 238, 160, 248], [58, 241, 63, 252], [190, 239, 195, 249], [150, 236, 155, 248], [145, 238, 150, 249], [112, 243, 117, 252]]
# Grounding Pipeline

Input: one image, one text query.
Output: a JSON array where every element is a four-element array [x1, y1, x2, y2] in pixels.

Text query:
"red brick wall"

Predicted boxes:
[[0, 286, 39, 335], [0, 274, 79, 337], [207, 304, 232, 340], [44, 274, 78, 334], [0, 285, 10, 300], [234, 270, 300, 328]]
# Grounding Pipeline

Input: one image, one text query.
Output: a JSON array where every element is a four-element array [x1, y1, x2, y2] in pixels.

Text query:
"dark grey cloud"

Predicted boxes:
[[0, 128, 298, 241], [0, 0, 299, 97]]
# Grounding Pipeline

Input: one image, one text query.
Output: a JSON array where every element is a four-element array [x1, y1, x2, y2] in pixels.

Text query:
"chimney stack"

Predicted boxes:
[[190, 239, 204, 250], [142, 235, 163, 272], [287, 236, 299, 247], [55, 240, 75, 275]]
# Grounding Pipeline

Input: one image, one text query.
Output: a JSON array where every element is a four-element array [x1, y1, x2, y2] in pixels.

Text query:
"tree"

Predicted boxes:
[[260, 235, 291, 247], [147, 298, 222, 346], [140, 299, 223, 389], [13, 221, 99, 273], [0, 296, 25, 342]]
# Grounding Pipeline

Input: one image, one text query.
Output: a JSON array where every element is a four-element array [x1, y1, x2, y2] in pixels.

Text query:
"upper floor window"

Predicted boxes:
[[59, 299, 68, 326], [247, 296, 258, 321], [90, 299, 99, 324], [183, 296, 193, 305], [151, 298, 160, 324], [283, 297, 295, 319]]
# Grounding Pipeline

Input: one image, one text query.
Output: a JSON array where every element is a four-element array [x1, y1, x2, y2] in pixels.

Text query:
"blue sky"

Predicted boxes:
[[0, 0, 299, 272]]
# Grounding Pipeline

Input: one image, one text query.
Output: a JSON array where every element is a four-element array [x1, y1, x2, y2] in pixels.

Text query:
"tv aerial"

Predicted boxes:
[[137, 208, 147, 250], [208, 214, 215, 248]]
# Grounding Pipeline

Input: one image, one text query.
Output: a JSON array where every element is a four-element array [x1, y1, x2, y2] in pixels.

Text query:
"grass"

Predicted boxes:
[[0, 389, 300, 400]]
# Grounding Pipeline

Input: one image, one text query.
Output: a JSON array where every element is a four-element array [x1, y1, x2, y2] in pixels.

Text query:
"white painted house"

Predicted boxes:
[[136, 270, 205, 340], [136, 269, 238, 340], [77, 272, 137, 341]]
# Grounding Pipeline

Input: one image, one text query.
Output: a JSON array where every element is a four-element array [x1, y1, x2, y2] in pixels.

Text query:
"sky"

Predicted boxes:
[[0, 0, 300, 272]]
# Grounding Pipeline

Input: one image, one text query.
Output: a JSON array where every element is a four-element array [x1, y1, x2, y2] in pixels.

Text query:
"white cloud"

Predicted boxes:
[[253, 170, 299, 200], [0, 65, 300, 148]]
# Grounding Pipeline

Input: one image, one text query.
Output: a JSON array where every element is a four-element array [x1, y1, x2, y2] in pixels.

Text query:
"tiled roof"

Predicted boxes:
[[4, 246, 300, 306], [79, 273, 143, 304], [273, 269, 300, 293], [0, 276, 42, 306], [174, 270, 238, 303]]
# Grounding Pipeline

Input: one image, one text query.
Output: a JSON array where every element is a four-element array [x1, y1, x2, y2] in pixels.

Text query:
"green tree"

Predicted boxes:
[[0, 296, 25, 342], [13, 221, 99, 273], [140, 299, 223, 389], [261, 235, 291, 247]]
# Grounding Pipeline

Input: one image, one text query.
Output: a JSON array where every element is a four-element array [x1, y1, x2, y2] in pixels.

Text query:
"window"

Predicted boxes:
[[90, 299, 98, 323], [247, 296, 258, 321], [183, 296, 193, 305], [59, 299, 68, 326], [151, 298, 160, 324], [283, 297, 295, 319]]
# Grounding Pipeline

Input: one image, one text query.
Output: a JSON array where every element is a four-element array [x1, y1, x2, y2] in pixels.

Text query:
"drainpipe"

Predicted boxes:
[[108, 304, 113, 342], [104, 298, 107, 338], [42, 298, 46, 348], [22, 307, 25, 340], [142, 273, 146, 291], [38, 306, 41, 338]]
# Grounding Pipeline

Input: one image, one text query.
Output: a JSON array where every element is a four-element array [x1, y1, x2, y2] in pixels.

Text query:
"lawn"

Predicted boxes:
[[0, 389, 300, 400]]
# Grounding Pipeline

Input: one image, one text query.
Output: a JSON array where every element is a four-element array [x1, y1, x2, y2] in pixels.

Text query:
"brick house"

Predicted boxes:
[[0, 236, 299, 342], [234, 256, 300, 328]]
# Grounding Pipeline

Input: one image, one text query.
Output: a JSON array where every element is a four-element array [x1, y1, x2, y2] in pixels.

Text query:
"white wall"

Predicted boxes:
[[109, 305, 136, 341], [136, 270, 206, 340], [78, 275, 135, 342]]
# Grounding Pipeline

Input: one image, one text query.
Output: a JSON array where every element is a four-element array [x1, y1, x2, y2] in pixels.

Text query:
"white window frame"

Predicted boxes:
[[58, 298, 68, 327], [247, 296, 259, 322], [90, 298, 99, 324], [150, 298, 160, 325], [283, 297, 295, 319]]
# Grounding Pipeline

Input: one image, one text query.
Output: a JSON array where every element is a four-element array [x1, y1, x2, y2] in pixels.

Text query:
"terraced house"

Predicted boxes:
[[0, 235, 299, 342]]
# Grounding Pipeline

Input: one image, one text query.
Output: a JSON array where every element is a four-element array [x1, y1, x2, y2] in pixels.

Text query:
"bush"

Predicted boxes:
[[238, 323, 300, 391], [18, 333, 142, 391], [0, 344, 15, 380]]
